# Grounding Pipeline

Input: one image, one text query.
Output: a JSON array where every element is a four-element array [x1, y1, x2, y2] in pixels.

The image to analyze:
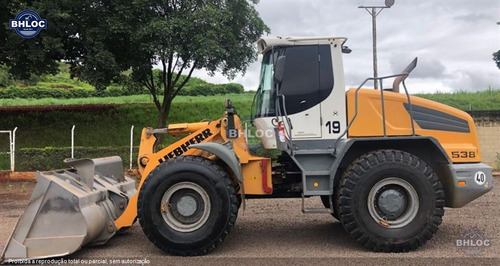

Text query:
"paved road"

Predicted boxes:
[[0, 179, 499, 265]]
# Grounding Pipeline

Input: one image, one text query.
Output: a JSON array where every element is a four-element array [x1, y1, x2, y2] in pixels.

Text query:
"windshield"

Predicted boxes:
[[255, 51, 276, 117]]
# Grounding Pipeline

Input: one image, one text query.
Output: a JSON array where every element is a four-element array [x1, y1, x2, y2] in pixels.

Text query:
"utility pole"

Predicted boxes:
[[359, 0, 395, 90]]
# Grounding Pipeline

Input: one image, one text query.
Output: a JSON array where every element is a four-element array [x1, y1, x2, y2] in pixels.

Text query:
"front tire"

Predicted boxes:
[[138, 156, 238, 256], [339, 150, 445, 252]]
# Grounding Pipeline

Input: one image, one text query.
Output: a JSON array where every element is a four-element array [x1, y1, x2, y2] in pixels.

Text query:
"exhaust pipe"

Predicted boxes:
[[1, 156, 136, 261]]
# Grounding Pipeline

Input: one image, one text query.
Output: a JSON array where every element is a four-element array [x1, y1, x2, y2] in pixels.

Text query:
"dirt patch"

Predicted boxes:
[[0, 171, 36, 182], [0, 170, 142, 182], [0, 182, 34, 211]]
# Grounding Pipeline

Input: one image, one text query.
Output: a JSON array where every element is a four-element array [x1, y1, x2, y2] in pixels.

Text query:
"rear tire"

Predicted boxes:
[[138, 156, 238, 256], [339, 150, 444, 252]]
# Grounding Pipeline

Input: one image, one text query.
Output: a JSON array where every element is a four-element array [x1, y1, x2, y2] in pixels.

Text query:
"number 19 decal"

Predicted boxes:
[[326, 120, 341, 134]]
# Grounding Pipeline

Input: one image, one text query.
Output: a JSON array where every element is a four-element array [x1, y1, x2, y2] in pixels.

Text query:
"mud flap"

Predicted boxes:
[[1, 156, 136, 261]]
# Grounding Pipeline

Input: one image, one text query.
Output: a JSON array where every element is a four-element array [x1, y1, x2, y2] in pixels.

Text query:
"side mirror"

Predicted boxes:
[[274, 55, 286, 83]]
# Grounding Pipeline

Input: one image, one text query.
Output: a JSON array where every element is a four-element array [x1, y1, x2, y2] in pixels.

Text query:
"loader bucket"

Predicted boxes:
[[1, 156, 136, 261]]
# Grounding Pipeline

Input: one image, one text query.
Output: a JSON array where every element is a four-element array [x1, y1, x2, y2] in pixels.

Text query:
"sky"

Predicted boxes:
[[191, 0, 500, 93]]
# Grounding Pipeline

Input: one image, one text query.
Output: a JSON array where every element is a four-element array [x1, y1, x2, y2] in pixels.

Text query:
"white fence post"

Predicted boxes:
[[1, 128, 17, 172], [71, 125, 76, 159], [11, 127, 17, 172], [130, 125, 134, 169]]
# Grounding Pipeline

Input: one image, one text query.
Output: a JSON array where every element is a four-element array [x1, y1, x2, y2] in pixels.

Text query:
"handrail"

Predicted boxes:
[[379, 78, 387, 136], [278, 94, 293, 139], [402, 80, 416, 136], [334, 73, 415, 152], [276, 93, 294, 154]]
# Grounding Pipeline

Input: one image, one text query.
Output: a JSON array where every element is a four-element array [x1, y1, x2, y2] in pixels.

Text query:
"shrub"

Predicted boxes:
[[178, 83, 244, 96], [13, 143, 273, 171], [16, 146, 139, 171], [0, 64, 14, 88], [0, 87, 143, 99], [0, 82, 245, 99]]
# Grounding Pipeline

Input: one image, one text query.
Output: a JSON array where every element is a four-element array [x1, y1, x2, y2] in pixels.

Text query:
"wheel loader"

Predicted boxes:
[[2, 36, 494, 260]]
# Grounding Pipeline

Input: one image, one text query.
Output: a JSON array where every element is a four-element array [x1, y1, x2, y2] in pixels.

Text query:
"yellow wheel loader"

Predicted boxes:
[[2, 36, 494, 260]]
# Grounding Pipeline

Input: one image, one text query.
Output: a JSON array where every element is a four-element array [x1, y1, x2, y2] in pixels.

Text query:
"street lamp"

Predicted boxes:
[[358, 0, 395, 90]]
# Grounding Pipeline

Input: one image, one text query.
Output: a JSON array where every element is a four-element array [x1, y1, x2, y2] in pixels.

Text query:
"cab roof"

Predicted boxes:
[[257, 36, 348, 54]]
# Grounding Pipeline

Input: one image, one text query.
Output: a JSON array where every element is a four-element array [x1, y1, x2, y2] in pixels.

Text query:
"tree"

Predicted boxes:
[[1, 0, 269, 127], [0, 0, 65, 80], [494, 50, 500, 69], [128, 0, 269, 127]]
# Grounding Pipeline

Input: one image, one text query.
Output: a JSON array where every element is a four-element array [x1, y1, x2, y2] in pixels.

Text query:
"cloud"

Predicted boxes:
[[443, 68, 500, 91], [390, 55, 447, 79], [189, 0, 500, 92]]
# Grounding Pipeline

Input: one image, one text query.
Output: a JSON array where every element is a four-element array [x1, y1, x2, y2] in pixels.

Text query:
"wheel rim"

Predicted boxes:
[[367, 177, 419, 228], [161, 182, 211, 233]]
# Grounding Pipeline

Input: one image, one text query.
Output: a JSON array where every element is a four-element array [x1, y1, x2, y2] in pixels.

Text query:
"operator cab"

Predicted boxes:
[[253, 36, 348, 149]]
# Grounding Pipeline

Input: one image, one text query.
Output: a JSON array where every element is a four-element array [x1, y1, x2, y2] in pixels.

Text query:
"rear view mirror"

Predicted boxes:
[[274, 55, 286, 83]]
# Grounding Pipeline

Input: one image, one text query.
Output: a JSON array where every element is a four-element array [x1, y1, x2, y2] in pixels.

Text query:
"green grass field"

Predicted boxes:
[[415, 89, 500, 111], [0, 95, 255, 170], [0, 96, 254, 147], [0, 89, 499, 110], [6, 63, 106, 90], [0, 93, 254, 106]]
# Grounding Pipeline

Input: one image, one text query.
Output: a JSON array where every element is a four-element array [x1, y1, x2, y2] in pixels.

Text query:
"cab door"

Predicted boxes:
[[279, 45, 322, 139]]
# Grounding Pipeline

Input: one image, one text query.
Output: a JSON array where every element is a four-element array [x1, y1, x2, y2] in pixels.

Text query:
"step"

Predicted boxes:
[[293, 149, 336, 155], [301, 194, 333, 214], [304, 170, 331, 176], [302, 208, 334, 214]]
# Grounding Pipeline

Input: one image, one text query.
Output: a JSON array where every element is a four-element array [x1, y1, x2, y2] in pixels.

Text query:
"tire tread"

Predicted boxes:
[[138, 156, 239, 256], [339, 149, 445, 252]]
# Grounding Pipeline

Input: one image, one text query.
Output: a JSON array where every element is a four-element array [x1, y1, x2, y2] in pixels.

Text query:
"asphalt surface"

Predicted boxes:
[[0, 179, 499, 266]]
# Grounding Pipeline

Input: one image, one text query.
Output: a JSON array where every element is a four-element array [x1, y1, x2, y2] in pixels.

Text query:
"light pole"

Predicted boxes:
[[358, 0, 395, 90]]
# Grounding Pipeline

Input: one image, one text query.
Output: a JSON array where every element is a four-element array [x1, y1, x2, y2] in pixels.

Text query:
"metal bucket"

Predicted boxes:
[[1, 156, 136, 261]]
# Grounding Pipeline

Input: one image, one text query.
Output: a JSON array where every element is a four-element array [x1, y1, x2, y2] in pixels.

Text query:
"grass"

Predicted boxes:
[[9, 63, 101, 90], [415, 89, 500, 111], [0, 89, 498, 111], [0, 95, 255, 149], [0, 93, 254, 106]]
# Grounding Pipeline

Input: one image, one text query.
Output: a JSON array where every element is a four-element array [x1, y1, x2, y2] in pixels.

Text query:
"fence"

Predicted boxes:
[[70, 125, 136, 169], [0, 127, 17, 171], [1, 125, 136, 172]]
